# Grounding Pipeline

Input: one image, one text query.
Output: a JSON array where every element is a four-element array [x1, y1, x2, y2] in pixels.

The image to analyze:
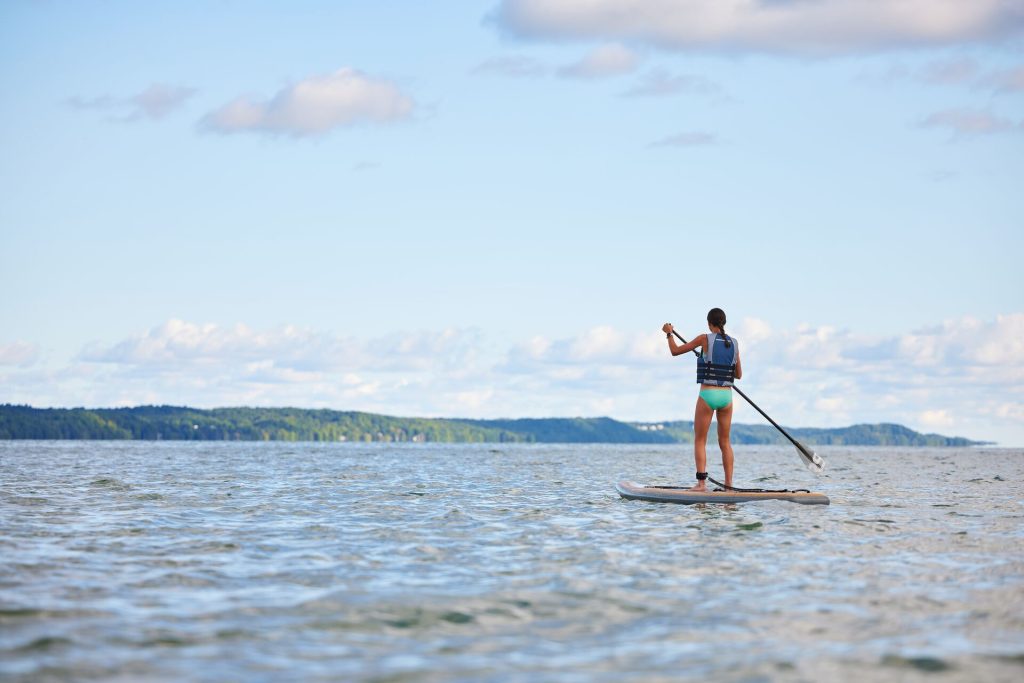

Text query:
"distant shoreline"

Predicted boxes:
[[0, 405, 989, 446]]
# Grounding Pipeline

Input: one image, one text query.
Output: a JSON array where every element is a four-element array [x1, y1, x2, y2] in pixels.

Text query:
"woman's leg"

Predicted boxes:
[[692, 395, 713, 490], [716, 400, 735, 487]]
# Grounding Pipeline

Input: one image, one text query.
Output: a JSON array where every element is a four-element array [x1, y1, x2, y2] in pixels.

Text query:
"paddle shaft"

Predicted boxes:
[[670, 329, 812, 457]]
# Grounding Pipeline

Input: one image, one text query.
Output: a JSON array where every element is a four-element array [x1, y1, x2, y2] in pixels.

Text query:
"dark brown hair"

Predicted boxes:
[[707, 308, 732, 347]]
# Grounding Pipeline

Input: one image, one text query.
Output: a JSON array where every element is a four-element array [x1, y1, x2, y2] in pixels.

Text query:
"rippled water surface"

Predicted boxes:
[[2, 442, 1022, 682]]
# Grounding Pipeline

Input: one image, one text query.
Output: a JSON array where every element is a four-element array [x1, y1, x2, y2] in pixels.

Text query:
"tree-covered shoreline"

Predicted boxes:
[[0, 404, 986, 446]]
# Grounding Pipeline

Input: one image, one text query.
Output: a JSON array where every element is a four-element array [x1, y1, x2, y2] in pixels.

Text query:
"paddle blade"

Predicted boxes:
[[796, 444, 825, 474]]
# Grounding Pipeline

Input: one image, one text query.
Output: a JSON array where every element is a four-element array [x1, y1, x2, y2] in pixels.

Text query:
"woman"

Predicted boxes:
[[662, 308, 742, 491]]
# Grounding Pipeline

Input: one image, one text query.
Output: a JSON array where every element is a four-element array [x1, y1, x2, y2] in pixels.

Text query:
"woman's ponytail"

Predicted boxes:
[[707, 307, 732, 348]]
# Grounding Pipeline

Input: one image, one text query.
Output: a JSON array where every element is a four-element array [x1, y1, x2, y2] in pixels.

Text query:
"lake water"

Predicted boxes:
[[1, 442, 1022, 682]]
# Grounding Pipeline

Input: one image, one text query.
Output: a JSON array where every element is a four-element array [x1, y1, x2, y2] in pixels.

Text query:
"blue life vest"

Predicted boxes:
[[696, 333, 738, 386]]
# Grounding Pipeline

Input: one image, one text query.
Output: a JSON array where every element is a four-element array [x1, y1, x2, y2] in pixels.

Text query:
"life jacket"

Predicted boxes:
[[696, 333, 738, 386]]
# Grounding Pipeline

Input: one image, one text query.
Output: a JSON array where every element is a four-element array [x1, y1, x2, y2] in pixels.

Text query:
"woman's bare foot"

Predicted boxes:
[[688, 483, 707, 492]]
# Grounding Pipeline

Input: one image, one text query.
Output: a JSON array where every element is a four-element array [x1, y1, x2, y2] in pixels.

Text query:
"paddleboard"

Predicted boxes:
[[616, 480, 830, 506]]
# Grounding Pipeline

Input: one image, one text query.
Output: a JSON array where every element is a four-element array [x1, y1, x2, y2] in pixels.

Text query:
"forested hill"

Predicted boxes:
[[638, 420, 986, 447], [0, 405, 986, 446]]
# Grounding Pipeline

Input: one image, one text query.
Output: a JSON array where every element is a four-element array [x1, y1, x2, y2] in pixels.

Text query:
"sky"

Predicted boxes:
[[1, 0, 1023, 444]]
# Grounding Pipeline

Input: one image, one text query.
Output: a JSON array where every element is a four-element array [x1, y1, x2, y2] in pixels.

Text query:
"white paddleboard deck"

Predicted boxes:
[[616, 480, 830, 505]]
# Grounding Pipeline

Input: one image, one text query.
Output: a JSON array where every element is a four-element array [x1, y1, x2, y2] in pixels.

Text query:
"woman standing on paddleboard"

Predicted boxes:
[[662, 308, 742, 491]]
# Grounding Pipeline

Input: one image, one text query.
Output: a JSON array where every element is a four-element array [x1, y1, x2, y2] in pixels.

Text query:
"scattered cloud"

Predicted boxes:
[[494, 0, 1024, 56], [558, 43, 639, 78], [996, 402, 1024, 422], [859, 59, 1024, 92], [919, 108, 1023, 137], [503, 325, 661, 373], [622, 69, 722, 97], [649, 131, 718, 147], [0, 341, 39, 367], [78, 319, 477, 375], [4, 314, 1023, 443], [130, 84, 200, 119], [983, 64, 1024, 92], [919, 408, 954, 427], [855, 59, 1024, 136], [67, 83, 196, 121], [472, 55, 548, 78], [918, 57, 980, 85], [201, 68, 414, 137]]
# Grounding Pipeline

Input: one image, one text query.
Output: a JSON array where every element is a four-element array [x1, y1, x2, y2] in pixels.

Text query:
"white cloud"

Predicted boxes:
[[67, 83, 196, 121], [918, 57, 980, 85], [996, 403, 1024, 422], [0, 341, 39, 367], [130, 84, 199, 119], [201, 68, 414, 137], [504, 326, 662, 371], [79, 319, 484, 376], [734, 314, 1024, 375], [623, 69, 722, 97], [859, 59, 1024, 92], [558, 43, 639, 78], [898, 314, 1024, 366], [8, 320, 486, 414], [453, 389, 495, 410], [494, 0, 1024, 56], [5, 313, 1024, 443], [984, 64, 1024, 92], [919, 108, 1023, 137], [569, 325, 627, 359], [739, 317, 773, 345], [920, 409, 954, 427]]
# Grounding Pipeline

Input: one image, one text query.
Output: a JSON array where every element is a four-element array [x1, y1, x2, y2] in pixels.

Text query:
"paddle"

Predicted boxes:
[[670, 329, 826, 474]]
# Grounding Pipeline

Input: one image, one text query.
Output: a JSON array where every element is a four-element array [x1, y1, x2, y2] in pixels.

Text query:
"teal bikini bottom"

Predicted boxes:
[[699, 388, 733, 410]]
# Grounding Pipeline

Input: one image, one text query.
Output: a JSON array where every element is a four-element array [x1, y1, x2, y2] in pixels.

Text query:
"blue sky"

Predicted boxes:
[[2, 0, 1023, 444]]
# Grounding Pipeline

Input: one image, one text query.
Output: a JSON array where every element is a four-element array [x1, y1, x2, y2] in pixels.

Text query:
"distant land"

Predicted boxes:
[[0, 405, 988, 446]]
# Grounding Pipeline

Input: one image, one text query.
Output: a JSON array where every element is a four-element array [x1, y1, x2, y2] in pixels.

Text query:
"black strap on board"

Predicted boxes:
[[644, 477, 809, 493], [706, 475, 809, 494]]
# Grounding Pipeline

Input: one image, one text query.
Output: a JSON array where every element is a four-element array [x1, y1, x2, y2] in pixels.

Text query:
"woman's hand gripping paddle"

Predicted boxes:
[[670, 329, 826, 474]]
